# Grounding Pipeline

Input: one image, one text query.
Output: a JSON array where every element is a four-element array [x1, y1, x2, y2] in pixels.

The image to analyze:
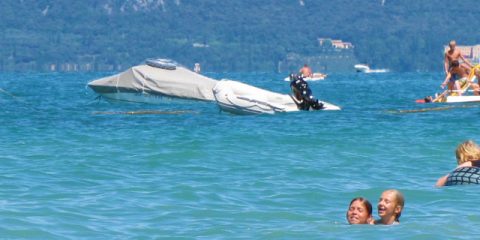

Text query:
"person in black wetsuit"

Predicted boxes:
[[289, 74, 324, 111]]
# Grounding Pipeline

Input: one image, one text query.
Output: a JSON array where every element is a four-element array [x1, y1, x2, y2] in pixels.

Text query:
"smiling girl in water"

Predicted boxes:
[[375, 189, 404, 225], [346, 197, 374, 224]]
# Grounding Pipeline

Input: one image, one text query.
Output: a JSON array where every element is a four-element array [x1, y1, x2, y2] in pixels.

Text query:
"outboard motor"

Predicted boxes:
[[290, 74, 324, 111]]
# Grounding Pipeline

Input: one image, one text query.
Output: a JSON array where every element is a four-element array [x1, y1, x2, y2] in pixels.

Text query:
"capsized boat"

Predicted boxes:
[[283, 72, 327, 81], [213, 80, 340, 115], [87, 58, 218, 103]]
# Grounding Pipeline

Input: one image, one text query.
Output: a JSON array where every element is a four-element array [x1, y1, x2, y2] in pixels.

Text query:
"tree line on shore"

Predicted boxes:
[[1, 0, 479, 72]]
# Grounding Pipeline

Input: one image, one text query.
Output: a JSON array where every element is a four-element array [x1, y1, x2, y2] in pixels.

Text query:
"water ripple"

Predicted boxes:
[[1, 72, 480, 238]]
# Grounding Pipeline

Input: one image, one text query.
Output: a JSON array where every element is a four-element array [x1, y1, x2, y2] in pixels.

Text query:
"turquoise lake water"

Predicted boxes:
[[1, 71, 480, 239]]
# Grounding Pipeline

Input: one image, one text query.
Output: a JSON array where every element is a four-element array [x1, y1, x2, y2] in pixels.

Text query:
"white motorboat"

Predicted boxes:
[[416, 75, 480, 103], [354, 64, 389, 73], [354, 64, 369, 73], [88, 59, 218, 103], [213, 80, 340, 115]]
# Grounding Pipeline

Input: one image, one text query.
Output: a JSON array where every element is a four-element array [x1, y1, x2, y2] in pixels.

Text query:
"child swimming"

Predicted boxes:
[[375, 189, 404, 225], [346, 197, 373, 224]]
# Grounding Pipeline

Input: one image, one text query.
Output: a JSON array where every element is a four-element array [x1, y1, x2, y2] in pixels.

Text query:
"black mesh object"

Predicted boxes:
[[445, 167, 480, 186]]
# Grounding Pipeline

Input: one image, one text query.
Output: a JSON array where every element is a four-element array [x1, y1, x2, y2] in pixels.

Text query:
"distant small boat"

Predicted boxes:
[[354, 64, 389, 73], [354, 64, 369, 73], [284, 72, 327, 81]]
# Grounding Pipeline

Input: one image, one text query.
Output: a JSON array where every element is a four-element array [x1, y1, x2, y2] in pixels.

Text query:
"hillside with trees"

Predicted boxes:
[[1, 0, 479, 72]]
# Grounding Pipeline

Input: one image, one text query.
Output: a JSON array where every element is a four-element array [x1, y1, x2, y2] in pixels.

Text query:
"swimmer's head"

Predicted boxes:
[[455, 140, 480, 165], [346, 197, 373, 224], [378, 189, 404, 224]]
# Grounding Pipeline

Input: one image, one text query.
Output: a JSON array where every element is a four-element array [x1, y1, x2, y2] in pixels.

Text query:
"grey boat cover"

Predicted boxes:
[[88, 64, 218, 101]]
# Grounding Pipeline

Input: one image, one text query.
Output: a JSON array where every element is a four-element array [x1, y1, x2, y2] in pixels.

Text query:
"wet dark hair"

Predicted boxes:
[[347, 197, 373, 218]]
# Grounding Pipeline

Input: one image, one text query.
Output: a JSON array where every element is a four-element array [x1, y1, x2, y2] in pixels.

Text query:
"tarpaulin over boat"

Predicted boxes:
[[88, 63, 218, 102], [213, 79, 341, 115]]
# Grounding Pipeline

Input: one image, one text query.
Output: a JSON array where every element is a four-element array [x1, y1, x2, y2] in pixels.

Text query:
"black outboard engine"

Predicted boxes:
[[290, 74, 324, 111]]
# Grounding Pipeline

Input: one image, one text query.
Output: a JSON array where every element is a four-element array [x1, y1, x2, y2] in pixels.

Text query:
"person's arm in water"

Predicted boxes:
[[436, 175, 448, 187]]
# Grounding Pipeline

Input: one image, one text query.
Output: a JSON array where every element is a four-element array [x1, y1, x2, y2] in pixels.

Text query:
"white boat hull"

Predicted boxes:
[[354, 64, 389, 73], [284, 73, 326, 81], [446, 95, 480, 103], [213, 80, 340, 115]]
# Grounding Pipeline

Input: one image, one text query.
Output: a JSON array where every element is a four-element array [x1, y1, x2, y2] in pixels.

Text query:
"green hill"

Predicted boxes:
[[1, 0, 479, 72]]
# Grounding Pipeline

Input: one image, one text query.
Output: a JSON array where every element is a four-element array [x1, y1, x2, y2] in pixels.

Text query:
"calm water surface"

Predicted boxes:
[[0, 71, 479, 239]]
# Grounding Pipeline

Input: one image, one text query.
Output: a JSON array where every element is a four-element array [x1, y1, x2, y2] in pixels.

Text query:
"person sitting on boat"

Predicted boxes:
[[299, 64, 313, 78], [436, 140, 480, 187], [441, 60, 468, 96], [444, 40, 473, 75], [420, 66, 479, 103], [289, 74, 324, 110]]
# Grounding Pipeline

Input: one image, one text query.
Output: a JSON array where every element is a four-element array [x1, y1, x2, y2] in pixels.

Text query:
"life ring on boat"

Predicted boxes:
[[145, 58, 177, 70], [445, 167, 480, 186]]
